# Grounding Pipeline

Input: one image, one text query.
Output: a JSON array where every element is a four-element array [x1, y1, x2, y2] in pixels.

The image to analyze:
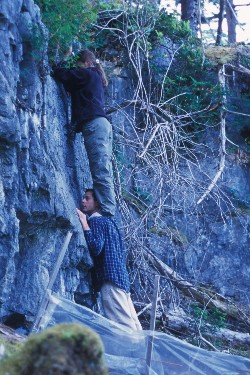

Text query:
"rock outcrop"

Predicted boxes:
[[0, 0, 93, 323]]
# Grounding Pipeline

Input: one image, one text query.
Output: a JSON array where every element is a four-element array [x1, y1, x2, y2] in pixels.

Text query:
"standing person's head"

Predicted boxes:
[[76, 49, 108, 87], [82, 189, 100, 215]]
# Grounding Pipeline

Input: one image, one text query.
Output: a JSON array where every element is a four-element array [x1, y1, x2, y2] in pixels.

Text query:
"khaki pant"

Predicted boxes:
[[82, 117, 116, 216], [100, 282, 142, 331]]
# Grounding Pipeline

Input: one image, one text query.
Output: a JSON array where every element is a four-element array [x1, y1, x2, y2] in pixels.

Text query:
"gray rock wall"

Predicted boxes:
[[0, 0, 93, 321]]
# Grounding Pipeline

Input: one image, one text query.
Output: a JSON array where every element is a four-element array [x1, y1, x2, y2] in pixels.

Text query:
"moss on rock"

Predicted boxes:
[[0, 323, 107, 375], [205, 45, 250, 66], [0, 335, 23, 358]]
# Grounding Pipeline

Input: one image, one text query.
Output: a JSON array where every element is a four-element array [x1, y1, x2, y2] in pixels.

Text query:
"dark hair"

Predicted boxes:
[[85, 188, 98, 201], [77, 49, 108, 87]]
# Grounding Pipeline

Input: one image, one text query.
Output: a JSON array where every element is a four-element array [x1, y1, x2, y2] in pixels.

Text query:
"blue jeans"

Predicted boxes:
[[82, 117, 116, 216]]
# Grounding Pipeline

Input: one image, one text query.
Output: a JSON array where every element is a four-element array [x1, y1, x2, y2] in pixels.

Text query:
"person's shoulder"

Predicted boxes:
[[90, 215, 104, 220], [74, 66, 89, 72], [87, 67, 102, 77], [103, 217, 119, 230], [88, 67, 98, 73], [92, 216, 116, 226], [89, 216, 106, 225], [99, 216, 114, 221], [89, 215, 115, 222], [71, 67, 91, 78]]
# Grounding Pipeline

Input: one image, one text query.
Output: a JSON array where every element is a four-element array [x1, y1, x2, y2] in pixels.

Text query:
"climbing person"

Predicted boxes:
[[52, 49, 116, 216], [76, 189, 142, 331]]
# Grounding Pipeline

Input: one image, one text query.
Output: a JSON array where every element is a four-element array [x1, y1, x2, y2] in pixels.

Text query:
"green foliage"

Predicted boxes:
[[152, 10, 192, 44], [170, 81, 219, 132], [126, 5, 221, 126], [27, 24, 46, 61], [35, 0, 98, 59], [35, 0, 127, 58], [0, 336, 21, 358], [148, 11, 222, 131], [209, 308, 227, 329], [241, 55, 250, 70], [190, 303, 227, 333]]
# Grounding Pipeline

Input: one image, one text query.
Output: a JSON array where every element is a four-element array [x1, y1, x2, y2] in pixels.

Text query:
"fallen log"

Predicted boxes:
[[0, 323, 25, 343], [143, 249, 250, 327], [135, 304, 250, 349]]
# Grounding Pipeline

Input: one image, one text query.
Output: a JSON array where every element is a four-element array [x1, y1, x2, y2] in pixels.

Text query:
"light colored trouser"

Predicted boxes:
[[101, 282, 142, 331], [82, 117, 116, 216]]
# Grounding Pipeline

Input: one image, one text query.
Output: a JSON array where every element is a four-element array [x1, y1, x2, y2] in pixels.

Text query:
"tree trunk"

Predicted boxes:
[[226, 0, 237, 43], [216, 0, 225, 45], [181, 0, 199, 36]]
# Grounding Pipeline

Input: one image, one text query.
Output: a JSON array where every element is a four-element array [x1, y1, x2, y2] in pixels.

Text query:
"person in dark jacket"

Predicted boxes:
[[53, 50, 116, 216], [76, 189, 142, 331]]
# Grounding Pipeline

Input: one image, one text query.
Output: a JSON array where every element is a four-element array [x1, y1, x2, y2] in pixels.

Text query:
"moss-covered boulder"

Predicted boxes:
[[205, 45, 250, 66], [0, 323, 25, 363], [0, 323, 107, 375]]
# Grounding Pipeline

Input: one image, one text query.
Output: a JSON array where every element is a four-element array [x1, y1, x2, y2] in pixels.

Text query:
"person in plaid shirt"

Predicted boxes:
[[76, 189, 142, 331]]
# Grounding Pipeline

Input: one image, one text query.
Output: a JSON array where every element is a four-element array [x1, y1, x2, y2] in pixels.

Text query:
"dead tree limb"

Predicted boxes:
[[225, 63, 250, 76], [197, 64, 226, 205], [143, 248, 250, 326], [135, 304, 250, 348], [225, 108, 250, 117]]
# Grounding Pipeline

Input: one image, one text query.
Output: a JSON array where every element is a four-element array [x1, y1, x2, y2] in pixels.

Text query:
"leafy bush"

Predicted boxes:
[[149, 10, 221, 130], [190, 303, 227, 333], [35, 0, 98, 59], [151, 10, 191, 43]]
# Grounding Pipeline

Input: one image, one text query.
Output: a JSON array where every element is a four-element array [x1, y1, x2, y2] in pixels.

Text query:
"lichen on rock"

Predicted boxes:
[[0, 323, 107, 375]]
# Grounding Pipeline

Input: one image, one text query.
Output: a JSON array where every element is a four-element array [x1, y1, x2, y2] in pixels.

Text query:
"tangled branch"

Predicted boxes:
[[97, 0, 249, 346]]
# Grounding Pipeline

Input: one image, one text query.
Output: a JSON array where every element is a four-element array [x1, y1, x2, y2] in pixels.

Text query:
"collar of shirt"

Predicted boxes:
[[88, 212, 102, 220]]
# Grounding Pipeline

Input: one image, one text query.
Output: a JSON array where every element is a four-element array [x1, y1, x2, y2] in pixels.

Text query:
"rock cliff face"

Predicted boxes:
[[0, 0, 94, 322], [0, 0, 249, 326]]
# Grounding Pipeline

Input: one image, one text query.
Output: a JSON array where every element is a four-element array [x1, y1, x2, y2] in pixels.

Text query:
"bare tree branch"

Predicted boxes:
[[144, 248, 250, 326], [96, 2, 250, 347], [197, 65, 226, 205], [225, 63, 250, 75], [225, 108, 250, 117]]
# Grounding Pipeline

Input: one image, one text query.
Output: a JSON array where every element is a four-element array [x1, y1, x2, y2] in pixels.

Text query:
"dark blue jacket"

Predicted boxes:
[[53, 66, 108, 132]]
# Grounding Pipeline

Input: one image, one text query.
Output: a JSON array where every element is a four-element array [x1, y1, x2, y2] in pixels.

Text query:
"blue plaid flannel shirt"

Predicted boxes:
[[84, 216, 130, 293]]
